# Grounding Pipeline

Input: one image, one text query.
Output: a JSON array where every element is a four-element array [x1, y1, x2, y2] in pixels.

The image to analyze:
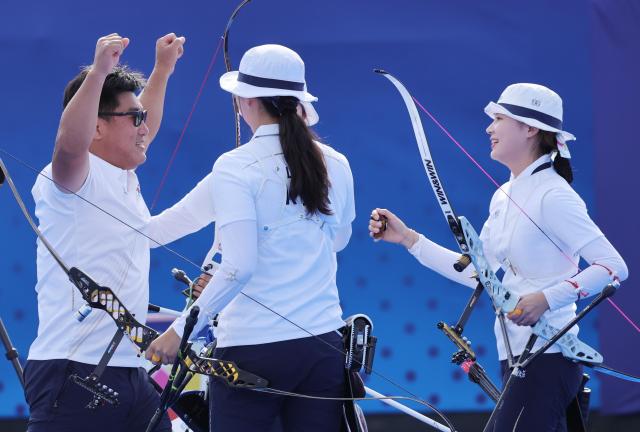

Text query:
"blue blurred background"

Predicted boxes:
[[0, 0, 638, 429]]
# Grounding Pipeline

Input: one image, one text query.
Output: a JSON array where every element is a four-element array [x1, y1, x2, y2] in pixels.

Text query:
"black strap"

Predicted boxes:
[[237, 72, 304, 91], [532, 161, 552, 175], [499, 103, 563, 130]]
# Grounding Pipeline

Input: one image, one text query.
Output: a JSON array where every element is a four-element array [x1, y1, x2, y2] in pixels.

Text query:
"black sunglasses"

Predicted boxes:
[[98, 110, 148, 127]]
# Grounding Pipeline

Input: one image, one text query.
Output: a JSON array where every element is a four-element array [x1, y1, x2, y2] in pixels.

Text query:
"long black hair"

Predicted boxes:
[[260, 96, 332, 215], [538, 130, 573, 183]]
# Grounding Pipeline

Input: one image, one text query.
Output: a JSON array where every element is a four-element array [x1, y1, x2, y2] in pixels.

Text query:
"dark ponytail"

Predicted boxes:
[[538, 130, 573, 183], [260, 96, 332, 215]]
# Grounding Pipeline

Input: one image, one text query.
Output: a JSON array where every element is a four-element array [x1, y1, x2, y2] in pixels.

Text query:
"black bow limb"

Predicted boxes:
[[146, 306, 200, 432], [0, 317, 25, 389], [69, 267, 158, 350], [223, 0, 252, 148]]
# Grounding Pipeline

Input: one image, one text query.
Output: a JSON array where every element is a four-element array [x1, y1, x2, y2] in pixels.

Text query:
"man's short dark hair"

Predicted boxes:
[[62, 65, 147, 113]]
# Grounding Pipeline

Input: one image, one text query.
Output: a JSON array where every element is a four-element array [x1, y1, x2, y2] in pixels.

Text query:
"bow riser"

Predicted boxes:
[[458, 217, 520, 312], [459, 216, 604, 364], [69, 267, 159, 350]]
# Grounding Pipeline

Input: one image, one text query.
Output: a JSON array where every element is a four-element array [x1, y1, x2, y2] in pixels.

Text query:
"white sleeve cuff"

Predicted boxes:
[[543, 282, 578, 311], [169, 306, 212, 340], [407, 233, 425, 255], [407, 234, 477, 289], [170, 314, 186, 339]]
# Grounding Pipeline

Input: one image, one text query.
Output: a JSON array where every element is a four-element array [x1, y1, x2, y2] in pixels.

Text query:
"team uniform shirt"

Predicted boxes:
[[167, 123, 356, 347], [408, 154, 627, 360], [28, 153, 151, 367]]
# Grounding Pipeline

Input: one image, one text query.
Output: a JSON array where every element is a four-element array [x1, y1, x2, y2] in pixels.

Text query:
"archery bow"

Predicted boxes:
[[223, 0, 252, 148], [374, 69, 640, 395], [375, 69, 508, 400], [0, 157, 268, 406]]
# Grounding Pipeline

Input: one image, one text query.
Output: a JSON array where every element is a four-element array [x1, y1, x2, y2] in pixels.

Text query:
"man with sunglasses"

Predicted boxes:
[[24, 33, 184, 432]]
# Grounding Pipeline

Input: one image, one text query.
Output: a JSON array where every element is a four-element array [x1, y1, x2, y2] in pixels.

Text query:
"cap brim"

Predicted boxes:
[[220, 71, 317, 102], [484, 101, 576, 142]]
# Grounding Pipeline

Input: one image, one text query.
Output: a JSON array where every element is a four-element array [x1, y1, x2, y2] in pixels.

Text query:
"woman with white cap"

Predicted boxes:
[[369, 83, 628, 431], [146, 44, 355, 431]]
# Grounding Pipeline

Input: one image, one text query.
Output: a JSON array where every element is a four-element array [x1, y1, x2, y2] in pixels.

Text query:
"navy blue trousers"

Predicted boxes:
[[209, 331, 346, 432], [24, 359, 171, 432], [486, 353, 583, 432]]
